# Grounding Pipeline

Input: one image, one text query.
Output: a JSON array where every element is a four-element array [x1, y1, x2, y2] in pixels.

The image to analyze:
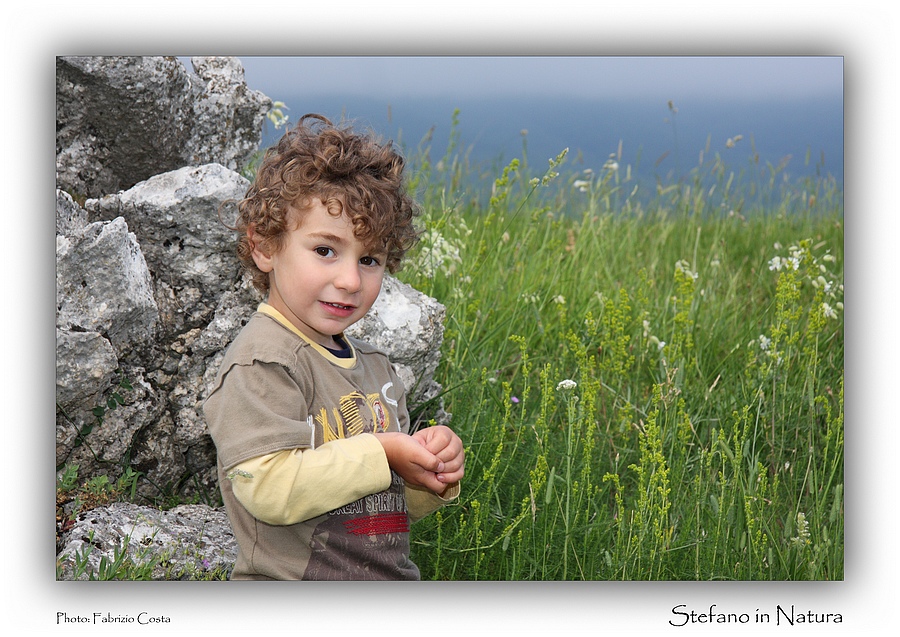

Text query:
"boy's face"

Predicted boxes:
[[249, 199, 386, 349]]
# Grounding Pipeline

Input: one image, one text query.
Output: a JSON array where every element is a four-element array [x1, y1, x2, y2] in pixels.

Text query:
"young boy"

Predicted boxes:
[[204, 114, 464, 580]]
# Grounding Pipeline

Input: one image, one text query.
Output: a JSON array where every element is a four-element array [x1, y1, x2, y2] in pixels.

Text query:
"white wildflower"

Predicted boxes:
[[418, 229, 462, 277], [553, 295, 566, 305], [791, 512, 811, 548], [266, 101, 290, 129], [573, 179, 591, 193], [758, 335, 771, 351], [675, 259, 698, 279], [556, 379, 578, 392], [822, 302, 838, 319]]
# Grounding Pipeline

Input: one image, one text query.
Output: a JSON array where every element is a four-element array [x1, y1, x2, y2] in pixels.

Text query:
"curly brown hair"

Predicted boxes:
[[234, 113, 420, 292]]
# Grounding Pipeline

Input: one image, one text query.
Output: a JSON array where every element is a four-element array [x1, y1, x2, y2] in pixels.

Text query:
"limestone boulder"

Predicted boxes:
[[56, 502, 237, 581], [84, 163, 250, 339], [56, 55, 270, 199]]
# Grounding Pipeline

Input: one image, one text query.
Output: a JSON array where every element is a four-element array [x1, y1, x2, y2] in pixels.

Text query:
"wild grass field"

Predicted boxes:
[[398, 119, 844, 581]]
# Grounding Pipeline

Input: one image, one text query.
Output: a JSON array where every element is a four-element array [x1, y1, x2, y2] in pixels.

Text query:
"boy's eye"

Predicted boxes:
[[315, 246, 334, 257], [360, 255, 382, 267]]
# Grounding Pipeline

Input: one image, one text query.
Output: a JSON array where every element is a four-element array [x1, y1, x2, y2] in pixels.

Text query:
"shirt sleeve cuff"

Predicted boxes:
[[405, 481, 461, 524]]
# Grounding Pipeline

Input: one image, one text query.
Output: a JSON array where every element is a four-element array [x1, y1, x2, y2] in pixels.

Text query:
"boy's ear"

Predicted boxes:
[[247, 226, 274, 273]]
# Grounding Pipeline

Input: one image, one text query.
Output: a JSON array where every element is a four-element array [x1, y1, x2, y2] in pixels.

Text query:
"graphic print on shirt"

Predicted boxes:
[[306, 472, 416, 579], [316, 384, 392, 443]]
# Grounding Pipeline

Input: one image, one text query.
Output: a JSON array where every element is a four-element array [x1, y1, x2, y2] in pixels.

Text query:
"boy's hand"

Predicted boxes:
[[375, 429, 463, 495], [412, 425, 465, 488]]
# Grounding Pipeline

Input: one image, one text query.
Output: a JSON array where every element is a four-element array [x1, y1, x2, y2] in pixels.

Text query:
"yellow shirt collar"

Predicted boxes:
[[257, 303, 357, 369]]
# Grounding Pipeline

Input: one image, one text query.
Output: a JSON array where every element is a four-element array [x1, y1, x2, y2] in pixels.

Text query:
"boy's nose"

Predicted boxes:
[[334, 261, 361, 293]]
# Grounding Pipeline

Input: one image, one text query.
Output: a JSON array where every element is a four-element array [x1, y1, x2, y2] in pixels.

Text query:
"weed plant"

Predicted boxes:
[[400, 119, 843, 580]]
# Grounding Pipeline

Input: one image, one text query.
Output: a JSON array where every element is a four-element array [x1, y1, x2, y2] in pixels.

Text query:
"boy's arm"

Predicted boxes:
[[230, 431, 459, 525], [227, 434, 392, 526]]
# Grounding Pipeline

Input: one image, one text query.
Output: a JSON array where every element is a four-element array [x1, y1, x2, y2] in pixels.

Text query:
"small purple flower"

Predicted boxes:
[[511, 396, 520, 404], [201, 558, 211, 571]]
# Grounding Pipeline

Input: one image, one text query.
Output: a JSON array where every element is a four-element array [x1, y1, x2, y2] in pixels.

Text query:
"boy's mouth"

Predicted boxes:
[[323, 301, 355, 310], [321, 301, 356, 317]]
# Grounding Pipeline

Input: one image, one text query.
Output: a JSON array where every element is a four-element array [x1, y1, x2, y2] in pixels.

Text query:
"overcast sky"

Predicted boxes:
[[233, 56, 843, 102]]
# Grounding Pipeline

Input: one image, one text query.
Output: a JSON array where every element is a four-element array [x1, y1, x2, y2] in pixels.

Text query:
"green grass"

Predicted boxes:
[[400, 125, 844, 581]]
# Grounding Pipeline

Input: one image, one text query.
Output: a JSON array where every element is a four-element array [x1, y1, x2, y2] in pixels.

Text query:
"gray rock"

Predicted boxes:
[[85, 163, 249, 338], [56, 502, 237, 580], [183, 56, 271, 169], [56, 368, 168, 481], [163, 279, 261, 493], [56, 216, 159, 357], [55, 328, 118, 416], [56, 189, 88, 236], [56, 55, 270, 199]]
